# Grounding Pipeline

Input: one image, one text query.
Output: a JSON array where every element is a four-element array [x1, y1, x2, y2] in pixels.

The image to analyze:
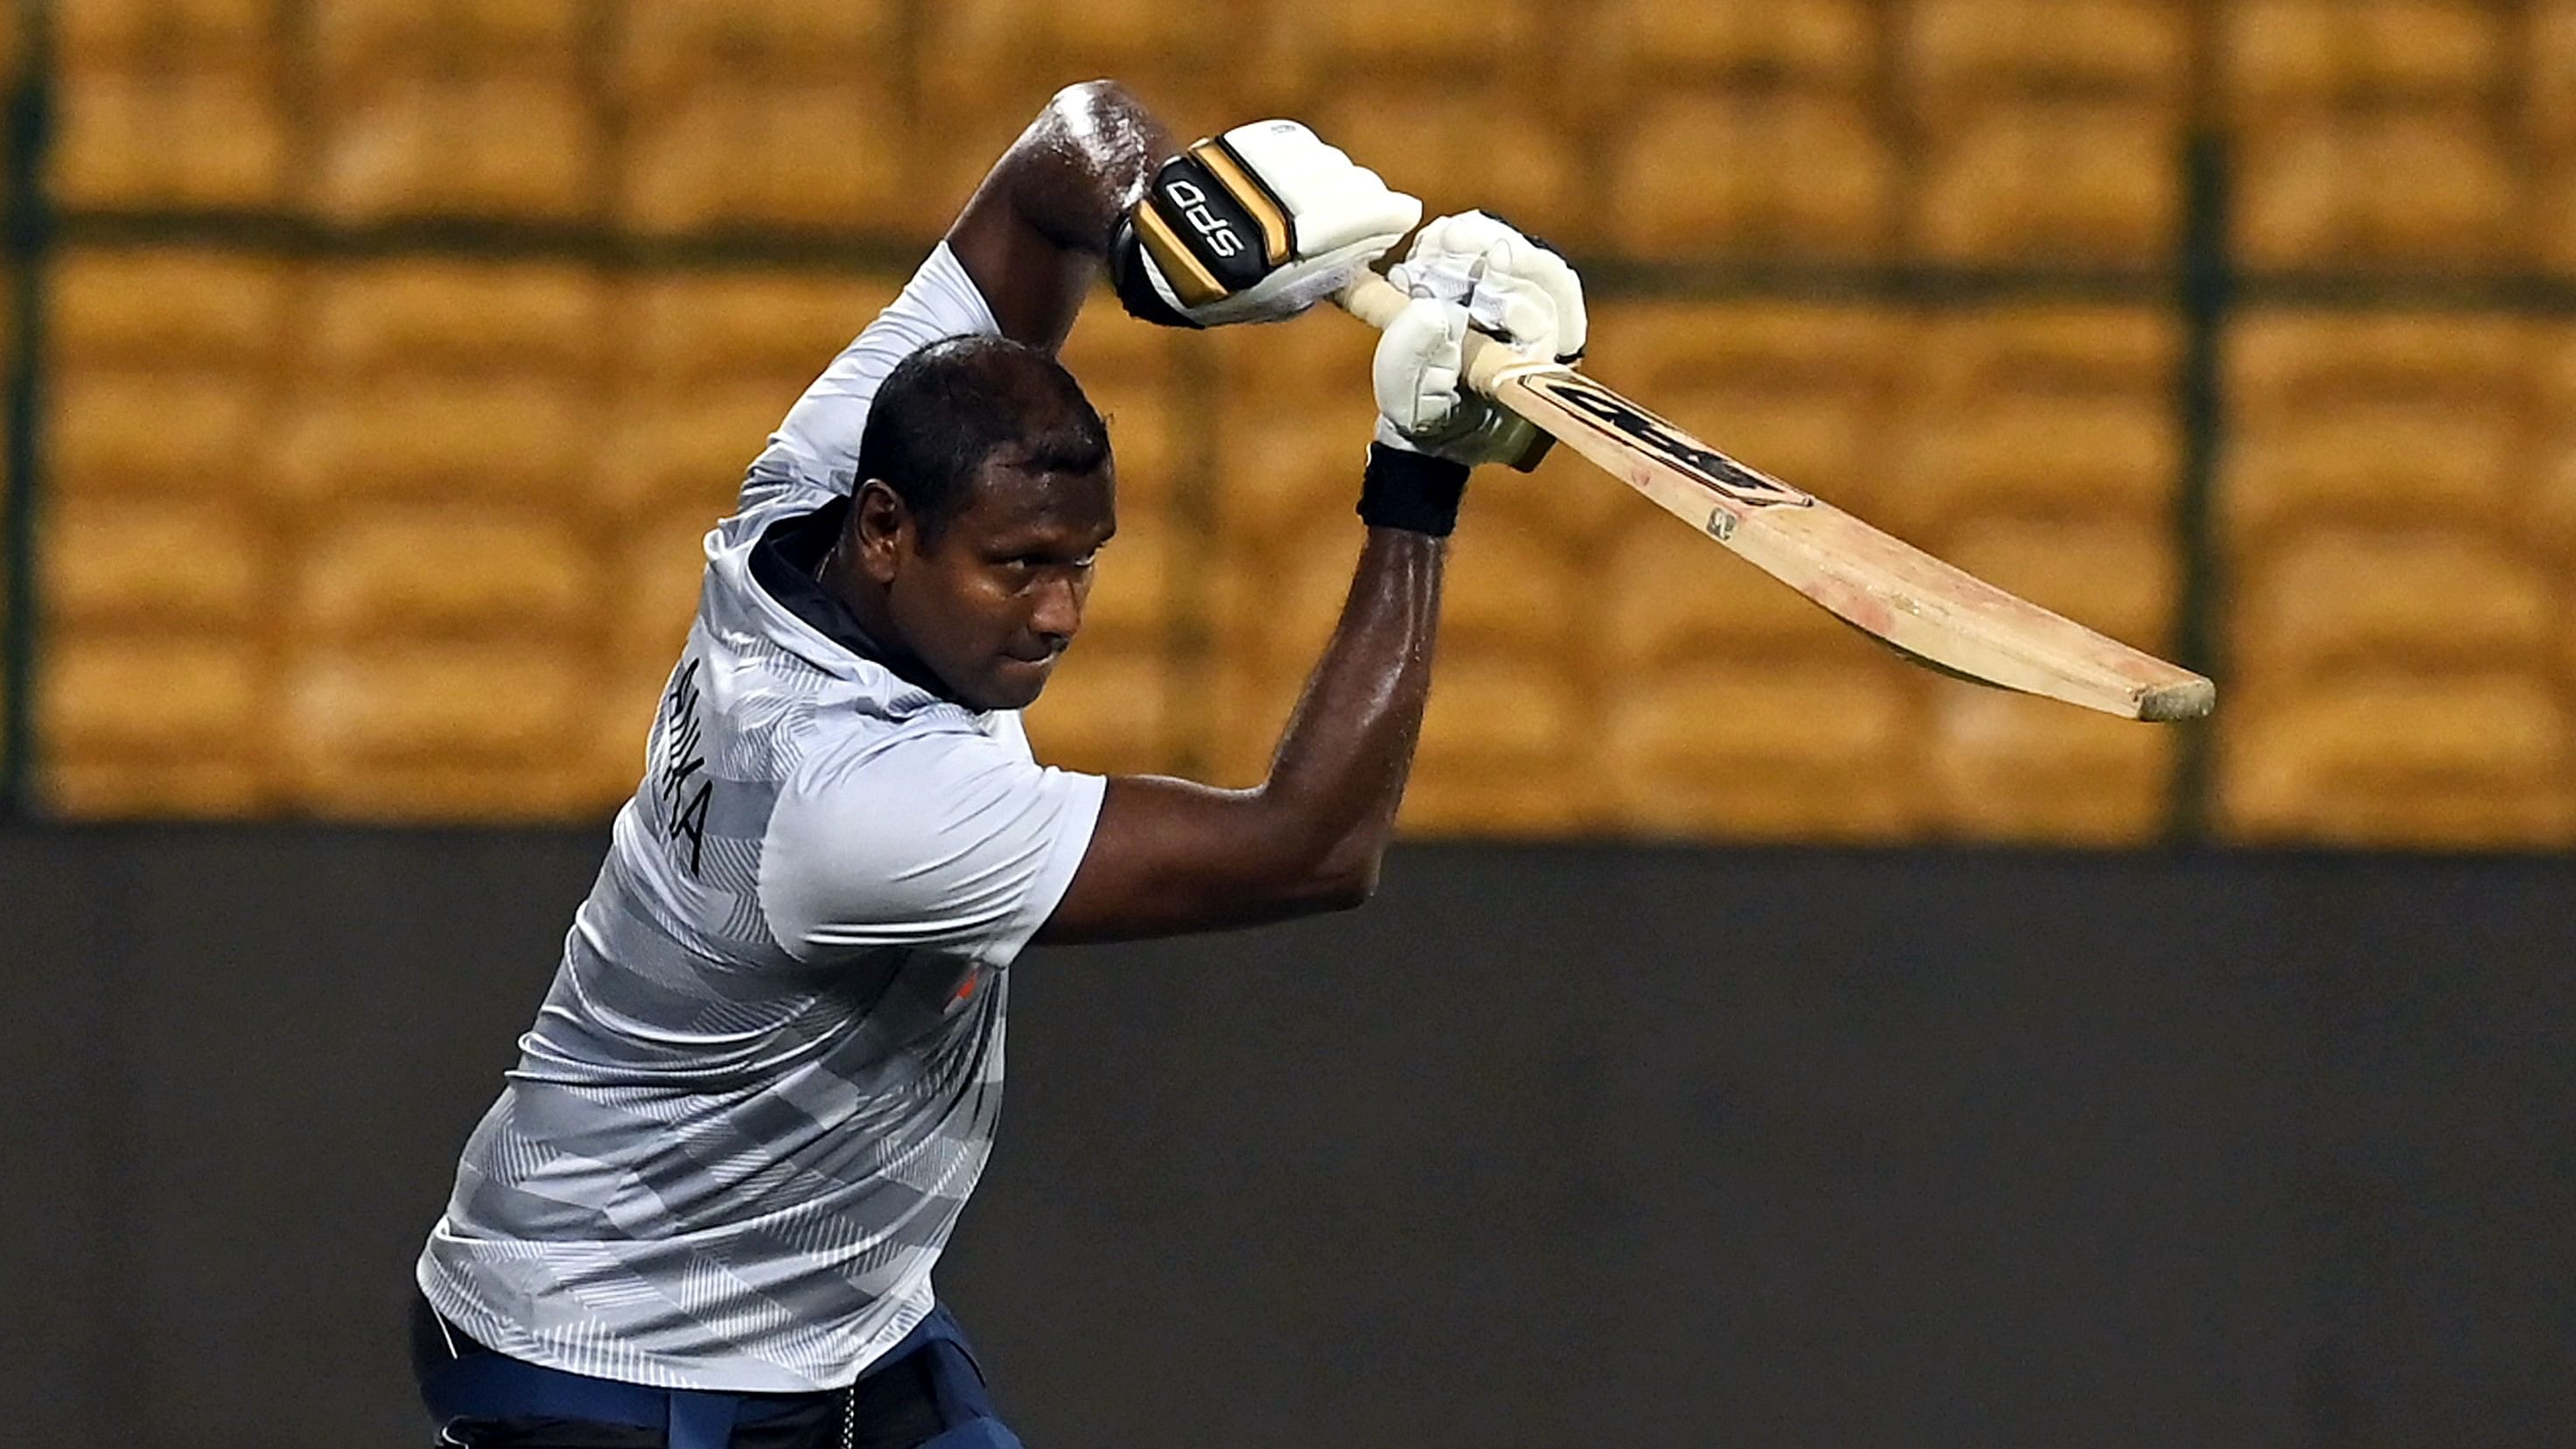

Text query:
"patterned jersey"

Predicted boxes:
[[416, 245, 1106, 1392]]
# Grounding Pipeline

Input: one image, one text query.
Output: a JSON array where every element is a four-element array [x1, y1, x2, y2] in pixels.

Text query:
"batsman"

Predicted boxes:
[[410, 81, 1586, 1449]]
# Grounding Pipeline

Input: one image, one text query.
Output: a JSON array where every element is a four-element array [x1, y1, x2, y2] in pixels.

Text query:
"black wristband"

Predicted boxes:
[[1356, 443, 1469, 536]]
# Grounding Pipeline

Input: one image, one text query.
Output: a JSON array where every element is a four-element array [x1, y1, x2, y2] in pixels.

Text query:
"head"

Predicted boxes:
[[834, 335, 1116, 712]]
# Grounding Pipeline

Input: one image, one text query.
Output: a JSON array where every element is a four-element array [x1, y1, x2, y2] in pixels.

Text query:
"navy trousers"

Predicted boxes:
[[413, 1293, 1024, 1449]]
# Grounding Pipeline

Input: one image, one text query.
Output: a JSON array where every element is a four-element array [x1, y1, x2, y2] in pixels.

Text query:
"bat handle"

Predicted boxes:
[[1330, 271, 1517, 399]]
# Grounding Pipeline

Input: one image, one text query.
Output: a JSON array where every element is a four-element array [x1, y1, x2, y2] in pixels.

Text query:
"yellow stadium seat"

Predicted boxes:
[[584, 656, 667, 802], [50, 372, 271, 497], [2535, 3, 2576, 151], [2223, 314, 2529, 542], [620, 273, 900, 386], [1213, 391, 1380, 542], [283, 642, 606, 819], [1600, 514, 1857, 666], [1926, 689, 2176, 844], [43, 494, 270, 630], [1586, 0, 1879, 93], [55, 0, 278, 68], [1021, 645, 1183, 778], [304, 260, 606, 378], [2220, 674, 2574, 846], [52, 67, 290, 209], [1400, 653, 1591, 835], [610, 510, 713, 666], [1610, 92, 1895, 261], [41, 634, 271, 816], [595, 387, 781, 519], [1913, 304, 2180, 399], [618, 0, 893, 93], [309, 0, 584, 86], [1908, 100, 2180, 264], [2532, 326, 2576, 553], [51, 248, 288, 368], [1932, 518, 2180, 652], [2221, 0, 2507, 113], [2538, 157, 2576, 276], [1441, 522, 1581, 656], [1079, 506, 1178, 651], [2234, 111, 2524, 270], [2233, 528, 2552, 682], [312, 75, 603, 221], [1311, 90, 1584, 243], [290, 508, 600, 641], [1306, 0, 1541, 73], [1889, 394, 2178, 529], [271, 382, 596, 504], [1080, 373, 1179, 514], [1602, 662, 1922, 840], [1586, 300, 1902, 515], [1900, 0, 2189, 114], [621, 85, 910, 234]]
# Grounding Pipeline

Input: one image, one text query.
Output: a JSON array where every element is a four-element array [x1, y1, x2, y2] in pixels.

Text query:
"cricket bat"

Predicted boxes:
[[1334, 273, 2216, 723]]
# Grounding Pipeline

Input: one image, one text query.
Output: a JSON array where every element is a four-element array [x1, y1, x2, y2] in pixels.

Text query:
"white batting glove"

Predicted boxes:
[[1388, 210, 1588, 364], [1112, 121, 1422, 328], [1373, 212, 1589, 469]]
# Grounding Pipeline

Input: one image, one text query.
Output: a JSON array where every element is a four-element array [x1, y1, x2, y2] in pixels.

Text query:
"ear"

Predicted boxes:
[[850, 480, 911, 584]]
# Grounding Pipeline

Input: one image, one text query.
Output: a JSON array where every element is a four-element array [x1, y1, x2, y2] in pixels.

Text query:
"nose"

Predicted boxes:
[[1030, 571, 1082, 643]]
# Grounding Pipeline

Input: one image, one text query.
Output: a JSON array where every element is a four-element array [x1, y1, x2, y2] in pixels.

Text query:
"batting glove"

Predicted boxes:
[[1111, 121, 1422, 328], [1373, 212, 1589, 470]]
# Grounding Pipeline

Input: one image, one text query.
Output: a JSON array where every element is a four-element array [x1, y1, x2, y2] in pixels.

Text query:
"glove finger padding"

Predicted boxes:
[[1114, 120, 1422, 328], [1372, 297, 1544, 469], [1389, 210, 1588, 364]]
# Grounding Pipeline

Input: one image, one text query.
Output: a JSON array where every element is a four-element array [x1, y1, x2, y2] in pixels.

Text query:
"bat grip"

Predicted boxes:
[[1331, 271, 1516, 398]]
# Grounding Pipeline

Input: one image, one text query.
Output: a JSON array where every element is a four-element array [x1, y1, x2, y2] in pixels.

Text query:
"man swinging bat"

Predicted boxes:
[[410, 80, 1586, 1449]]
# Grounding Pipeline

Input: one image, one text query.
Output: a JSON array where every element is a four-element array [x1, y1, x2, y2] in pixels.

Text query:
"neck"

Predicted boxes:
[[816, 534, 951, 701]]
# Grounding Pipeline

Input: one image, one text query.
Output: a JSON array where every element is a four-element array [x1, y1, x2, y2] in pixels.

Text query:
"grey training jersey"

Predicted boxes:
[[417, 245, 1106, 1392]]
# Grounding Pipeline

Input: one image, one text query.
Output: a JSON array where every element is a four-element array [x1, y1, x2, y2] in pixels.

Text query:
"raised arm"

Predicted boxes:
[[1038, 216, 1590, 943]]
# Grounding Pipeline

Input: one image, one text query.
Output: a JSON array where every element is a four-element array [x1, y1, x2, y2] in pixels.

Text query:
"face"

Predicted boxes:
[[858, 456, 1116, 712]]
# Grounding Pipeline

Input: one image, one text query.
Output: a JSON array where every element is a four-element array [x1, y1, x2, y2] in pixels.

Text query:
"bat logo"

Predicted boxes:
[[1528, 374, 1814, 511]]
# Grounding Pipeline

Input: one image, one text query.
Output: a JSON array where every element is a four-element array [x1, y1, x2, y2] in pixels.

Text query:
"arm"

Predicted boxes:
[[1039, 220, 1587, 944], [943, 80, 1176, 351]]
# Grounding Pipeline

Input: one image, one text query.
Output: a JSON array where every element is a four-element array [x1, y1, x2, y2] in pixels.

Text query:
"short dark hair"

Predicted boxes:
[[853, 335, 1111, 542]]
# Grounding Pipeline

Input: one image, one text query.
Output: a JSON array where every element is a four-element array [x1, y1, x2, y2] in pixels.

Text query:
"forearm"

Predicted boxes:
[[945, 81, 1180, 349]]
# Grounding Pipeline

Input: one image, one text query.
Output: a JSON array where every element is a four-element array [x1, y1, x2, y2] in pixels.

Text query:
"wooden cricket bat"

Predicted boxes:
[[1334, 273, 2215, 723]]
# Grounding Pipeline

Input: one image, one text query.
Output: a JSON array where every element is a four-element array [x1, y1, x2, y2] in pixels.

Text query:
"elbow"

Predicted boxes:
[[1310, 836, 1388, 914]]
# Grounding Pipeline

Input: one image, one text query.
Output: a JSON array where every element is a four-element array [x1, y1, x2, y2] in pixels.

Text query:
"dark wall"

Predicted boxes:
[[3, 830, 2570, 1448]]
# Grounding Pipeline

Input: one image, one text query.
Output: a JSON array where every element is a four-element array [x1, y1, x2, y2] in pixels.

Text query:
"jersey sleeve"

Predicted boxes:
[[737, 242, 1003, 516], [759, 725, 1106, 967]]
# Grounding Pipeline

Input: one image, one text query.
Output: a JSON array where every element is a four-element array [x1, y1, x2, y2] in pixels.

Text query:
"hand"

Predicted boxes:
[[1372, 212, 1589, 469], [1112, 121, 1422, 328]]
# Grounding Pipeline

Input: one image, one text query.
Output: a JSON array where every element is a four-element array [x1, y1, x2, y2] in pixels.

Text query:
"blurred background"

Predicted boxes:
[[2, 2, 2572, 1446]]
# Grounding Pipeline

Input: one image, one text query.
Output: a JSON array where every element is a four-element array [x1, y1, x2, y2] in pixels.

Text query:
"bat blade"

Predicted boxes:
[[1334, 274, 2213, 723]]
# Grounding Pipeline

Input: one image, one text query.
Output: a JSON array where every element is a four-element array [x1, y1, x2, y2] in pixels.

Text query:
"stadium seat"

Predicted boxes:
[[2538, 156, 2576, 276], [1213, 390, 1381, 544], [1601, 662, 1922, 840], [50, 372, 272, 498], [1930, 518, 2181, 653], [2220, 0, 2508, 112], [1610, 92, 1896, 261], [1586, 0, 1879, 94], [2232, 528, 2552, 682], [1889, 394, 2178, 529], [1080, 373, 1180, 514], [1900, 0, 2190, 115], [621, 85, 909, 234], [290, 508, 600, 641], [1078, 506, 1178, 652], [1400, 653, 1592, 834], [610, 510, 713, 666], [282, 642, 606, 819], [51, 66, 291, 209], [1306, 0, 1541, 74], [312, 75, 604, 221], [42, 494, 270, 630], [1311, 89, 1586, 245], [617, 0, 892, 93], [584, 655, 669, 803], [308, 0, 584, 87], [1587, 300, 1902, 516], [2234, 111, 2524, 270], [271, 382, 597, 504], [1908, 100, 2180, 264], [620, 272, 900, 387], [596, 387, 785, 519], [2223, 313, 2528, 542], [2220, 674, 2574, 846], [54, 0, 280, 68], [1600, 514, 1857, 667], [51, 248, 289, 368], [2534, 3, 2576, 151], [41, 634, 272, 816], [1440, 522, 1582, 656], [1926, 689, 2176, 844], [1911, 304, 2179, 400], [1021, 645, 1183, 778]]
